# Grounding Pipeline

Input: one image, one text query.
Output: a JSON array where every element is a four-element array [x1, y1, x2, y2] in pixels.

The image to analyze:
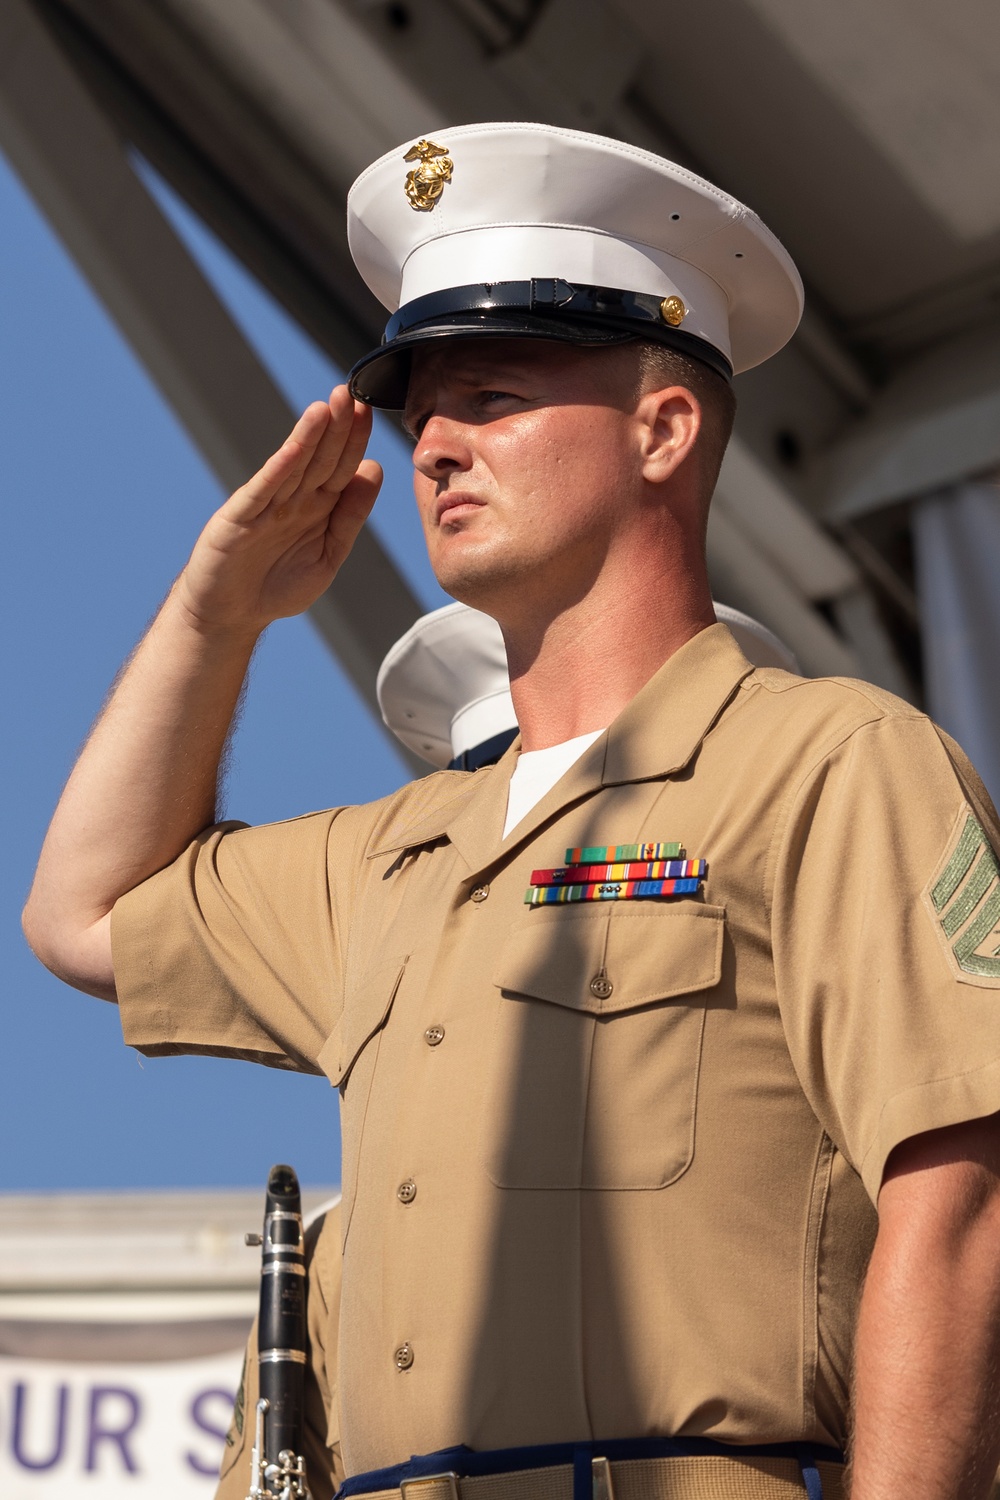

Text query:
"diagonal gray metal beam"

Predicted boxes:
[[38, 0, 393, 369], [0, 0, 425, 771]]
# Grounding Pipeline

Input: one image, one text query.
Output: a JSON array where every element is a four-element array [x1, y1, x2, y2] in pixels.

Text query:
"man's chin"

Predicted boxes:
[[430, 548, 531, 613]]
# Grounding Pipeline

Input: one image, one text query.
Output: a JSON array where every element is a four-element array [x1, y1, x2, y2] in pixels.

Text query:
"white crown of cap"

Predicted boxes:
[[377, 601, 798, 769], [348, 122, 804, 374], [713, 603, 799, 673], [376, 602, 515, 768]]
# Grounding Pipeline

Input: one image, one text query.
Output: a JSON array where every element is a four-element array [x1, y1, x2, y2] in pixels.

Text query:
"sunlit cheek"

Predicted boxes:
[[526, 411, 626, 509]]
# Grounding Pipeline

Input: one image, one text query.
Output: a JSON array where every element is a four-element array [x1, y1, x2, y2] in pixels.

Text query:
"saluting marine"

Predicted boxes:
[[25, 122, 1000, 1500], [218, 599, 801, 1500]]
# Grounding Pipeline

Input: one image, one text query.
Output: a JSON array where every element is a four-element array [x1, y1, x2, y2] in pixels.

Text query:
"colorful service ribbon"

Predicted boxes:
[[531, 858, 707, 886], [526, 876, 703, 906], [564, 841, 682, 864], [526, 842, 708, 906]]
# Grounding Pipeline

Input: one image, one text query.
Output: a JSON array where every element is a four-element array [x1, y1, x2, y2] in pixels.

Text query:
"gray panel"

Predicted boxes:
[[0, 1317, 252, 1361]]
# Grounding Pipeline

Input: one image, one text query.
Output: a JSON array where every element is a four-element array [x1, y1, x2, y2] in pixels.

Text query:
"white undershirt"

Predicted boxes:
[[502, 729, 605, 839]]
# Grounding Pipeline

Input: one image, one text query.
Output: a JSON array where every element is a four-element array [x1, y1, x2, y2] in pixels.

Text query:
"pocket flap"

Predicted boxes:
[[494, 902, 724, 1014], [318, 955, 407, 1088]]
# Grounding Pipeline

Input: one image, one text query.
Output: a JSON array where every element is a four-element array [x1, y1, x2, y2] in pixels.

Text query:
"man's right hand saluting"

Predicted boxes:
[[23, 388, 381, 1001], [177, 387, 382, 637]]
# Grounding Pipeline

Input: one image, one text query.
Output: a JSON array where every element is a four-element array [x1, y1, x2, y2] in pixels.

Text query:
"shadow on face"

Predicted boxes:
[[403, 337, 644, 440]]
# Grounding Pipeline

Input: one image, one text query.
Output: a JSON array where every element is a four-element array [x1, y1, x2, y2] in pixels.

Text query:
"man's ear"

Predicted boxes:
[[637, 386, 702, 485]]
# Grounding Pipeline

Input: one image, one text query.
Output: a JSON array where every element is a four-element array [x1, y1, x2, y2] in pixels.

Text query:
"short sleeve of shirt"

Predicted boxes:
[[111, 808, 363, 1074], [770, 709, 1000, 1202]]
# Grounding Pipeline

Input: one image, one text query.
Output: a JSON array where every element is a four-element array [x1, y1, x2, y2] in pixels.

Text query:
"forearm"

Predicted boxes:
[[23, 387, 380, 999], [849, 1138, 1000, 1499], [23, 581, 259, 995]]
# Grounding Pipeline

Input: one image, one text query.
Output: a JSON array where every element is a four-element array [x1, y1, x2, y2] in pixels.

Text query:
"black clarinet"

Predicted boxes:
[[245, 1164, 311, 1499]]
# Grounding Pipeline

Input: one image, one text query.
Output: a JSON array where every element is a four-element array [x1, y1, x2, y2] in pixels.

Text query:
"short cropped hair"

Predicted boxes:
[[630, 340, 737, 500]]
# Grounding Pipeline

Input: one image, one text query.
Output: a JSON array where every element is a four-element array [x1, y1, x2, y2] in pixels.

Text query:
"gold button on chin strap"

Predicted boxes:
[[659, 295, 686, 326]]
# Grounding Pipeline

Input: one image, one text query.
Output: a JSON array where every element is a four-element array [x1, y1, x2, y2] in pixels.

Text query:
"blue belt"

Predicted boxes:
[[338, 1438, 845, 1500]]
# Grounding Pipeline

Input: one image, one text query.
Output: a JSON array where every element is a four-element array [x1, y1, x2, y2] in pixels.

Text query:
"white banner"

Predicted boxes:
[[0, 1351, 241, 1496]]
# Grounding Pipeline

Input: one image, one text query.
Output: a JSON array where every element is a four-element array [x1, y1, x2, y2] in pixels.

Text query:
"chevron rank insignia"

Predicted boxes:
[[928, 812, 1000, 980], [527, 843, 706, 905]]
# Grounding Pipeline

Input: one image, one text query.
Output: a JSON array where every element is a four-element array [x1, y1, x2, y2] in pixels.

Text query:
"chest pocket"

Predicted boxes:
[[487, 903, 724, 1190], [318, 954, 407, 1238]]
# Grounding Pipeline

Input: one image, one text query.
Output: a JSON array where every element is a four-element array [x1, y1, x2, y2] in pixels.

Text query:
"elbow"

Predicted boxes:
[[21, 892, 52, 969], [21, 896, 118, 1002]]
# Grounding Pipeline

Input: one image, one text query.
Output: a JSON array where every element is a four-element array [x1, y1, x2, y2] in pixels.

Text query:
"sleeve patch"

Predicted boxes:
[[928, 812, 1000, 980]]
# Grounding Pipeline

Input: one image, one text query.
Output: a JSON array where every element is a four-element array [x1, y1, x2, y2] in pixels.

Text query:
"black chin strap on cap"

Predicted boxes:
[[347, 280, 734, 408]]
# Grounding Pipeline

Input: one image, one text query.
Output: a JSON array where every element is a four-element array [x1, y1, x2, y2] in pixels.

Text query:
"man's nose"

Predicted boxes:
[[412, 414, 473, 480]]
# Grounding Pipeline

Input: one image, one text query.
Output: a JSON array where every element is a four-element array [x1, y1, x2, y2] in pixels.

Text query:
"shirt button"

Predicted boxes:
[[394, 1342, 414, 1371], [589, 972, 614, 1000], [470, 884, 490, 903], [424, 1025, 445, 1047], [397, 1179, 417, 1204]]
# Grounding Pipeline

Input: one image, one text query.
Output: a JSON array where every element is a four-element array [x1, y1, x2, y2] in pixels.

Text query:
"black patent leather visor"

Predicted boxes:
[[347, 280, 732, 409]]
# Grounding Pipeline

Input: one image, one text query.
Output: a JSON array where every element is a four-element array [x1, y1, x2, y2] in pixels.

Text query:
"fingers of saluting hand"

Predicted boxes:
[[300, 387, 374, 498], [225, 401, 336, 524], [226, 385, 373, 525], [322, 459, 383, 570]]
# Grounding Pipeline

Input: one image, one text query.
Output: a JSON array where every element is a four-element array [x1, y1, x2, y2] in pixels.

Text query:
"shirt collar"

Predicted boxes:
[[368, 623, 753, 872], [601, 621, 754, 785]]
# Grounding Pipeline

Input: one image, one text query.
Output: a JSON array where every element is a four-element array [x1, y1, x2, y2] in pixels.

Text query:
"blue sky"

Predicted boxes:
[[1, 148, 448, 1191]]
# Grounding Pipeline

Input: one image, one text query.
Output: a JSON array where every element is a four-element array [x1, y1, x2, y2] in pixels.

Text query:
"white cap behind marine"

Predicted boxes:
[[378, 603, 799, 770], [377, 603, 515, 769]]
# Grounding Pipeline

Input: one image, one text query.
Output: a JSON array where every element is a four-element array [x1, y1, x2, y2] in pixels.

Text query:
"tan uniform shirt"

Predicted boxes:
[[112, 624, 1000, 1474]]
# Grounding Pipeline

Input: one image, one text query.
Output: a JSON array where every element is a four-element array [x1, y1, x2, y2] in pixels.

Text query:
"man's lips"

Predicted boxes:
[[435, 493, 486, 525]]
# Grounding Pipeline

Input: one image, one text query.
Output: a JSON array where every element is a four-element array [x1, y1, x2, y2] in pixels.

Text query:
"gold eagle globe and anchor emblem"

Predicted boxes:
[[403, 139, 454, 210]]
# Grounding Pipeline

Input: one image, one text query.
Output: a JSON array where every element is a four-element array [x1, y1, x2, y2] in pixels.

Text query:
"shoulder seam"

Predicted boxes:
[[752, 670, 924, 721], [762, 711, 923, 926]]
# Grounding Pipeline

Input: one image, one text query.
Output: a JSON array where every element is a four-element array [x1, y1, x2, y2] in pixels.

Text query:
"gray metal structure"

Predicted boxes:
[[3, 0, 999, 727]]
